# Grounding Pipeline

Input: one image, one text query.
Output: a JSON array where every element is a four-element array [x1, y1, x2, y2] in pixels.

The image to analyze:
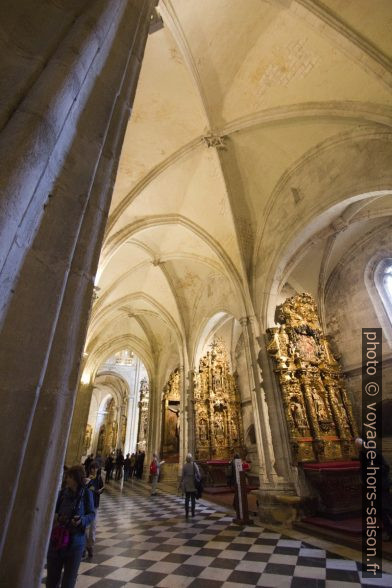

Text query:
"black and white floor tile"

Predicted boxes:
[[42, 481, 392, 587]]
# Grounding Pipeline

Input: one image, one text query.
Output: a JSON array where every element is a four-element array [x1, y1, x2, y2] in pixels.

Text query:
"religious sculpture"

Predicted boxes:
[[102, 398, 118, 456], [311, 387, 329, 423], [121, 414, 127, 446], [161, 368, 181, 461], [136, 377, 150, 451], [83, 424, 92, 455], [194, 338, 244, 460], [289, 396, 307, 431], [267, 293, 358, 463], [97, 425, 105, 455]]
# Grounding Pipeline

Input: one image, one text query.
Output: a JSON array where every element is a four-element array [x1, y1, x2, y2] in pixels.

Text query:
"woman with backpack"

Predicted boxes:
[[180, 453, 201, 518], [46, 465, 95, 588]]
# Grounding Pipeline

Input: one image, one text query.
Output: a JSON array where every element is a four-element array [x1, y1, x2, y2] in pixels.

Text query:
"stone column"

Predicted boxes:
[[0, 1, 156, 585], [240, 317, 274, 484], [240, 317, 296, 522], [187, 369, 196, 457], [147, 379, 161, 464], [125, 359, 140, 454]]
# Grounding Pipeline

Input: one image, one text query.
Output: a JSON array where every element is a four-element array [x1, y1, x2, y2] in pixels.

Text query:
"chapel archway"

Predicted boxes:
[[84, 349, 149, 460]]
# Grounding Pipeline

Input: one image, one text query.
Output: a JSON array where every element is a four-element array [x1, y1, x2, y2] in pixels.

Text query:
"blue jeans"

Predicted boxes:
[[46, 546, 84, 588]]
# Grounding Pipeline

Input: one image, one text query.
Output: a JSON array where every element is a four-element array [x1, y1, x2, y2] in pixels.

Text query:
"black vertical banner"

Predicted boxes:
[[361, 328, 382, 578]]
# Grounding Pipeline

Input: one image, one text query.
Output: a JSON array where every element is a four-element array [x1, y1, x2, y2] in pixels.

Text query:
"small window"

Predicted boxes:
[[369, 257, 392, 348], [384, 264, 392, 303], [375, 258, 392, 323]]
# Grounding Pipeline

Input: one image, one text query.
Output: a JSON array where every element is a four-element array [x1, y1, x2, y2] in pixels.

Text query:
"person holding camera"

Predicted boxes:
[[46, 465, 95, 588], [85, 461, 104, 558]]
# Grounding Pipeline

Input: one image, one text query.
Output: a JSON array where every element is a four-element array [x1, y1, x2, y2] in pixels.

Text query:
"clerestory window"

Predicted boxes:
[[384, 264, 392, 304], [371, 257, 392, 347]]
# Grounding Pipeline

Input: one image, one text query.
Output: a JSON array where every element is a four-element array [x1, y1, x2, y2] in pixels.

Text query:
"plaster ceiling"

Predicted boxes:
[[84, 0, 392, 383]]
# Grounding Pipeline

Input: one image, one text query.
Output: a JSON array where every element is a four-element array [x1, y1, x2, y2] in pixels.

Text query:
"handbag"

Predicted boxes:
[[50, 524, 70, 550], [50, 487, 86, 550], [193, 463, 203, 499]]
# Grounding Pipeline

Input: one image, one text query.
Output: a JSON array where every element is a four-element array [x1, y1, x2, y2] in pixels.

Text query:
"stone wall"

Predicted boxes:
[[325, 222, 392, 442]]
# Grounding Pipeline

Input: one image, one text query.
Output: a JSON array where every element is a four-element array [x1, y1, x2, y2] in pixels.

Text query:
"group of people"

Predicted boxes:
[[46, 439, 392, 587], [103, 449, 145, 482], [46, 460, 104, 588]]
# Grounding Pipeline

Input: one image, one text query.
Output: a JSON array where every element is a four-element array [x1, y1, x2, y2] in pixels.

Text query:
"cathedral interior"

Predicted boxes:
[[0, 1, 392, 586]]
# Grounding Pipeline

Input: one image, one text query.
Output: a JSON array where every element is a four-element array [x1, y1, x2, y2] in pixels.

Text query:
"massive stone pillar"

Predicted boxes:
[[240, 317, 276, 484], [0, 1, 156, 585], [147, 379, 161, 463], [240, 316, 295, 522]]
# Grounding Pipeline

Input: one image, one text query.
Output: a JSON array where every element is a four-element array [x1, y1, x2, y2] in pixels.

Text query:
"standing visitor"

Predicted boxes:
[[83, 454, 94, 474], [123, 453, 131, 481], [104, 454, 113, 483], [129, 452, 136, 479], [136, 450, 145, 479], [229, 453, 241, 512], [85, 462, 104, 558], [180, 453, 200, 518], [150, 453, 164, 496], [115, 449, 124, 480], [46, 465, 95, 588]]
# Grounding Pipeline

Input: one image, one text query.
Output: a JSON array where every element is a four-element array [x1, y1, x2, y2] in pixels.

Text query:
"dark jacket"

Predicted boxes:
[[87, 475, 104, 508], [181, 461, 200, 493], [54, 486, 95, 550]]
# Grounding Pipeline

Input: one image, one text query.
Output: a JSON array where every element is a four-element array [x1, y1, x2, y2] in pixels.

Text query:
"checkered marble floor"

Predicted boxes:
[[42, 481, 392, 587]]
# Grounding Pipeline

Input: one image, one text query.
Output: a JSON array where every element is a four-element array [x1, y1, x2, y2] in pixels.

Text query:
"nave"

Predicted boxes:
[[41, 482, 392, 588]]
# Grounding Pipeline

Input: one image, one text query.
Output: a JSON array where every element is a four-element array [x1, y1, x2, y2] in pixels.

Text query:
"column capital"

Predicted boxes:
[[239, 316, 248, 327]]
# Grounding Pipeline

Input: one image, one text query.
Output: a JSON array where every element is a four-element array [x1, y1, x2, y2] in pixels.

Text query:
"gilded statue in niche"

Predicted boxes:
[[194, 338, 244, 460], [267, 293, 358, 463], [83, 424, 92, 455], [97, 425, 105, 455], [311, 387, 329, 423], [198, 410, 209, 445], [289, 396, 307, 431], [121, 415, 127, 446], [136, 377, 150, 451], [102, 397, 118, 456]]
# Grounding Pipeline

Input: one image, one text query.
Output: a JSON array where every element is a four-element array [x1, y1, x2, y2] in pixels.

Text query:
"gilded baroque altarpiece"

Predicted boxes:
[[267, 293, 358, 463], [194, 338, 244, 460]]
